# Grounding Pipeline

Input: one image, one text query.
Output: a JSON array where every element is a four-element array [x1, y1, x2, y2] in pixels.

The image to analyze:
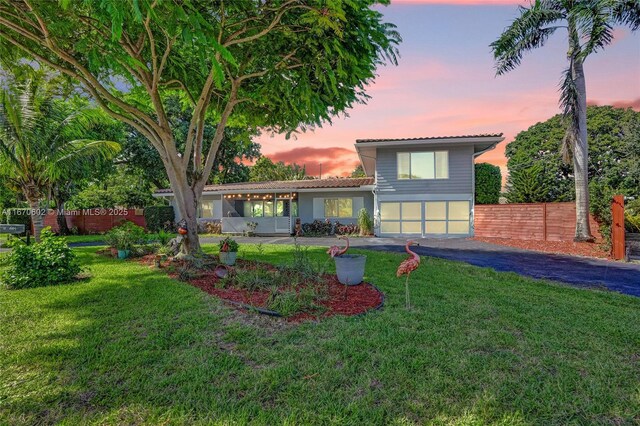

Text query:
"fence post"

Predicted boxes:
[[611, 195, 625, 260], [542, 203, 548, 241]]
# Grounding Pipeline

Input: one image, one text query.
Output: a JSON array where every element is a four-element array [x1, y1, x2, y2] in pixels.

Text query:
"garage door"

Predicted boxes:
[[379, 200, 470, 236]]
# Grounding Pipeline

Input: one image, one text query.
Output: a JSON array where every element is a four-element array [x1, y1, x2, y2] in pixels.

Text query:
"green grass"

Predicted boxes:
[[1, 245, 639, 425]]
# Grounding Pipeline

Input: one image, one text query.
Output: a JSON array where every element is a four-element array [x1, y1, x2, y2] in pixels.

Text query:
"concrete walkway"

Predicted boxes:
[[198, 236, 640, 297]]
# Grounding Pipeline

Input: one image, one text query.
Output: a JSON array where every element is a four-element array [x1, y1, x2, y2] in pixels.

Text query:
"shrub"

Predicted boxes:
[[219, 236, 239, 252], [198, 219, 222, 234], [335, 222, 359, 235], [475, 163, 502, 204], [144, 206, 175, 232], [105, 221, 148, 250], [1, 228, 81, 289], [301, 219, 333, 236], [625, 199, 640, 233], [357, 208, 373, 236]]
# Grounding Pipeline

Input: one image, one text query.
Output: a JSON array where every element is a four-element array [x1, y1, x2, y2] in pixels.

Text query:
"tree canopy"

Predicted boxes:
[[505, 105, 640, 203], [249, 156, 307, 182], [474, 163, 501, 205]]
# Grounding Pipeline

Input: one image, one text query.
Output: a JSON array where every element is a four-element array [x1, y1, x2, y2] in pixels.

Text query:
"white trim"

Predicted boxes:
[[378, 193, 473, 202]]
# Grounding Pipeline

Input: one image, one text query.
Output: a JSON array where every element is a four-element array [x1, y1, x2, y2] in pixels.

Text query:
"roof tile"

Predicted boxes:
[[155, 177, 374, 194]]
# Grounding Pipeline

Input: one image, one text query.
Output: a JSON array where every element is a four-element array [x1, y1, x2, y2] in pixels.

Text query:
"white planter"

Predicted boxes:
[[219, 251, 237, 266], [334, 254, 366, 285]]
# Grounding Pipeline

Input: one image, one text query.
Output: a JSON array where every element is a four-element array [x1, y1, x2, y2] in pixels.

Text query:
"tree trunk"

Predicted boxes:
[[571, 58, 594, 242], [166, 168, 202, 256], [54, 198, 71, 235], [28, 199, 44, 242]]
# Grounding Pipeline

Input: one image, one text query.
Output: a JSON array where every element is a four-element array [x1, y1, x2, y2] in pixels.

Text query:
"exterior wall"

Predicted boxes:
[[297, 190, 374, 224], [375, 144, 474, 195], [43, 209, 146, 233], [474, 202, 602, 241]]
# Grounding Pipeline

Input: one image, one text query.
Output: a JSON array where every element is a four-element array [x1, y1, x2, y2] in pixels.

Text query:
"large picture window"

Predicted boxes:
[[397, 151, 448, 180], [324, 198, 353, 218], [242, 201, 274, 217]]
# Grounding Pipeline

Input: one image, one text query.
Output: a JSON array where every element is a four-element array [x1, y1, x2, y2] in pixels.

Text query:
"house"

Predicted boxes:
[[154, 133, 504, 237]]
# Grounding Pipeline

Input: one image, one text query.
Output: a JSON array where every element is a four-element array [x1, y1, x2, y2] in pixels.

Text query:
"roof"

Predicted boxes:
[[356, 133, 503, 143], [155, 177, 374, 195]]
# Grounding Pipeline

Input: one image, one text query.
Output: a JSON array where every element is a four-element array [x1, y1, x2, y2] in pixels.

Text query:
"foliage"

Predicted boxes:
[[474, 163, 502, 204], [334, 222, 359, 236], [249, 157, 307, 182], [505, 106, 640, 203], [122, 97, 261, 187], [351, 165, 367, 178], [291, 239, 321, 282], [68, 168, 157, 210], [156, 230, 173, 246], [301, 219, 333, 236], [105, 221, 148, 251], [0, 0, 401, 253], [0, 228, 80, 289], [144, 206, 175, 233], [505, 164, 553, 203], [267, 287, 324, 317], [218, 237, 239, 253], [589, 183, 616, 247], [357, 208, 374, 236], [625, 199, 640, 233], [198, 220, 222, 235]]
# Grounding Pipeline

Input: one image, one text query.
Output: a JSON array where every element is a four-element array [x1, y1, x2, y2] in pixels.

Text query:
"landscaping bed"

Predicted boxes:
[[473, 236, 610, 259], [140, 255, 383, 322]]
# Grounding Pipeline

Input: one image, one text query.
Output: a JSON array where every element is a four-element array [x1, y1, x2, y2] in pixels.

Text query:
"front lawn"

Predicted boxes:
[[1, 245, 638, 425]]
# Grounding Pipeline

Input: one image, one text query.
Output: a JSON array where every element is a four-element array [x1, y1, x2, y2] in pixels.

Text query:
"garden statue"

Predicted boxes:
[[396, 241, 421, 309], [327, 235, 349, 257]]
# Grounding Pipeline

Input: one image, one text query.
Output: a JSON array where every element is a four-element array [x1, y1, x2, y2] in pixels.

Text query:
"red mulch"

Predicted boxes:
[[138, 256, 383, 322], [472, 237, 610, 259]]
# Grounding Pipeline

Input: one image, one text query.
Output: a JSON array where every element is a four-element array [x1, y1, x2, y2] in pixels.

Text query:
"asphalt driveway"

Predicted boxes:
[[197, 236, 640, 297]]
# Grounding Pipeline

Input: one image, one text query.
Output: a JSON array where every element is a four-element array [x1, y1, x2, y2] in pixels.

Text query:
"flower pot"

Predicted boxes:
[[334, 254, 366, 285], [219, 251, 237, 266], [117, 249, 131, 259]]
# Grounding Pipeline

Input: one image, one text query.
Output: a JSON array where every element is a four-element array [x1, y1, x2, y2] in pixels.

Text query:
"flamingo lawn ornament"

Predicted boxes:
[[396, 240, 421, 309], [327, 235, 350, 258]]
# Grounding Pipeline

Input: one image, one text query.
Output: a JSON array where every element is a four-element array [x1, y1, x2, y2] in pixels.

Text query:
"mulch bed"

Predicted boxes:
[[138, 255, 383, 322], [472, 237, 610, 259]]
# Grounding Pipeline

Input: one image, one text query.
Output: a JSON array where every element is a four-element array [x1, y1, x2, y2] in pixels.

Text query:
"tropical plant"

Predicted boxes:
[[105, 221, 148, 251], [0, 81, 120, 241], [475, 163, 502, 205], [506, 164, 553, 203], [218, 237, 239, 253], [491, 0, 640, 241], [0, 1, 400, 255], [357, 208, 374, 236]]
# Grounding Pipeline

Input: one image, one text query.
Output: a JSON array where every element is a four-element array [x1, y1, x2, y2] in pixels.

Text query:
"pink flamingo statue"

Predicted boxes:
[[327, 235, 350, 258], [396, 240, 421, 309]]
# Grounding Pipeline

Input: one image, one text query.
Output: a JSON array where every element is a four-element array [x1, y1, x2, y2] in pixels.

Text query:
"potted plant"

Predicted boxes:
[[328, 236, 366, 285], [106, 221, 147, 260], [218, 237, 239, 265], [245, 221, 258, 237]]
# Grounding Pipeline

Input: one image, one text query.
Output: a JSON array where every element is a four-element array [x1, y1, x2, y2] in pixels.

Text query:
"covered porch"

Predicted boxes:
[[220, 191, 298, 235]]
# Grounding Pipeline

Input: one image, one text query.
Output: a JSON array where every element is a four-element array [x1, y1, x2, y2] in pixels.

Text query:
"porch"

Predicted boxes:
[[220, 191, 298, 235]]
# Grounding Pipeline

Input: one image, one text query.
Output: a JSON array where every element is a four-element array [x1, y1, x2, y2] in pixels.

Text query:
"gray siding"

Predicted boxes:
[[375, 144, 473, 195], [298, 191, 374, 224]]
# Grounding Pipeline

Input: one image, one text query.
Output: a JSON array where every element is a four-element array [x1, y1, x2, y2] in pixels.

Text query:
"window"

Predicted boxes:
[[199, 201, 213, 218], [425, 201, 469, 234], [243, 201, 274, 217], [379, 202, 422, 234], [397, 151, 448, 180], [324, 198, 353, 218]]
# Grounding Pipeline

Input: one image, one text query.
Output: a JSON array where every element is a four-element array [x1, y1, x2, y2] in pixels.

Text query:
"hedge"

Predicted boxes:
[[4, 208, 33, 235], [144, 206, 175, 232], [475, 163, 502, 205]]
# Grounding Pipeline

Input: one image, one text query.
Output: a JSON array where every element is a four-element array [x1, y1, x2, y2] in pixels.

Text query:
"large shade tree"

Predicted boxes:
[[0, 82, 120, 241], [0, 0, 400, 254], [491, 0, 640, 241]]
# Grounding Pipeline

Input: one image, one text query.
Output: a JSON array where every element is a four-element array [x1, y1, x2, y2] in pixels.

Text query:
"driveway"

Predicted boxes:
[[197, 236, 640, 297]]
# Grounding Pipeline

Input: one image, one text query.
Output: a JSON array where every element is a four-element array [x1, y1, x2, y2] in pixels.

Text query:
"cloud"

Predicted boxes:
[[267, 147, 361, 178], [588, 98, 640, 111]]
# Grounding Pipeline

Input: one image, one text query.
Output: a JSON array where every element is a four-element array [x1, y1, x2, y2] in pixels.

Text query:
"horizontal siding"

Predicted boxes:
[[298, 191, 374, 224], [376, 145, 473, 195], [474, 203, 602, 241]]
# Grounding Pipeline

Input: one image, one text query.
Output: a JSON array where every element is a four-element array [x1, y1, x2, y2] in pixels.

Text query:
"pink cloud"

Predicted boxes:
[[267, 147, 360, 178]]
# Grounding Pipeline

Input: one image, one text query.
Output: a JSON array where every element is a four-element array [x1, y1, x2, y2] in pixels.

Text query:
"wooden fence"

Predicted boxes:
[[43, 209, 146, 234], [474, 202, 601, 242]]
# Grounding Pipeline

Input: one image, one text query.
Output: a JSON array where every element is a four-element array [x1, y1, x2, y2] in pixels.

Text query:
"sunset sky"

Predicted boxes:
[[256, 0, 640, 178]]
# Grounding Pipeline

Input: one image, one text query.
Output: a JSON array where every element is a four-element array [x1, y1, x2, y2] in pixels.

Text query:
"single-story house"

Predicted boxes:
[[154, 133, 504, 237]]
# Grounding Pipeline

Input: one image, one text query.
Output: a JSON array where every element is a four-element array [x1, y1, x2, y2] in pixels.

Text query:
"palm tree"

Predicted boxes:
[[0, 82, 120, 241], [491, 0, 639, 241]]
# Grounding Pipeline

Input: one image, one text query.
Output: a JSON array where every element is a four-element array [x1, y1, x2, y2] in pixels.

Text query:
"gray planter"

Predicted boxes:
[[219, 251, 237, 266], [334, 254, 366, 285]]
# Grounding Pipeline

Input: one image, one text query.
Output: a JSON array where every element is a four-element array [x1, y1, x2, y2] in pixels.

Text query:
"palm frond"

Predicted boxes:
[[49, 140, 121, 181], [573, 0, 615, 59], [491, 0, 565, 75], [612, 0, 640, 30], [559, 65, 580, 164]]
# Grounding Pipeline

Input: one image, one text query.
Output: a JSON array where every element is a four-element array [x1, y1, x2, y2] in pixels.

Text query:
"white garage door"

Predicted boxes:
[[379, 200, 470, 236]]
